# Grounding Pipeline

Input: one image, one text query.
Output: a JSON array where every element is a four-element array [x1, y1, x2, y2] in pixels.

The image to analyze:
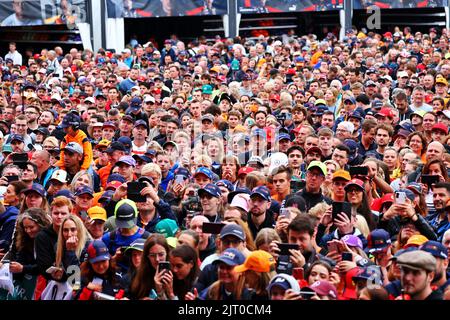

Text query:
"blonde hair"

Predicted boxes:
[[43, 136, 59, 148], [70, 170, 93, 192], [308, 202, 331, 220], [255, 228, 281, 250], [355, 214, 370, 237], [55, 215, 90, 268], [141, 163, 162, 182]]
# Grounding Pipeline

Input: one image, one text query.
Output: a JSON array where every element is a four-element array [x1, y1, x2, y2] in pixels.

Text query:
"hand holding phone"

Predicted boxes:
[[158, 261, 171, 274], [395, 191, 406, 204], [127, 181, 147, 202], [201, 222, 225, 234]]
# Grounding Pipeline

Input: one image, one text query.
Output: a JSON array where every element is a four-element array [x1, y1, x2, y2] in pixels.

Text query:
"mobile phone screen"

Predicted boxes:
[[127, 182, 147, 202]]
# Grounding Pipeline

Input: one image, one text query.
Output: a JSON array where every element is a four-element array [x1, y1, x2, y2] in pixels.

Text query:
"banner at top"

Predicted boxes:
[[238, 0, 344, 13], [0, 0, 88, 27], [106, 0, 228, 18], [353, 0, 448, 9]]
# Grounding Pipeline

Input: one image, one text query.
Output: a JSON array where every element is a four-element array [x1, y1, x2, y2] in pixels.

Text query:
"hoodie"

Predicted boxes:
[[55, 130, 93, 171], [0, 206, 19, 252]]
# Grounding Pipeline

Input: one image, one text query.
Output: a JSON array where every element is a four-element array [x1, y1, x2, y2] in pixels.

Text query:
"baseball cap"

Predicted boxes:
[[23, 183, 47, 198], [341, 235, 363, 249], [436, 77, 448, 86], [229, 193, 250, 212], [105, 181, 123, 191], [202, 84, 213, 95], [248, 156, 264, 167], [347, 110, 362, 121], [437, 110, 450, 120], [74, 186, 94, 198], [227, 187, 251, 204], [344, 178, 364, 191], [309, 280, 337, 299], [406, 182, 423, 195], [215, 180, 234, 191], [277, 133, 291, 142], [193, 167, 214, 180], [376, 107, 395, 119], [49, 169, 68, 184], [54, 189, 75, 202], [87, 206, 107, 222], [314, 99, 326, 106], [344, 96, 356, 105], [63, 142, 83, 155], [117, 136, 133, 151], [87, 240, 111, 264], [238, 166, 254, 177], [10, 134, 24, 143], [410, 110, 426, 120], [352, 266, 383, 285], [268, 152, 289, 175], [155, 219, 179, 238], [84, 97, 95, 104], [420, 240, 448, 259], [404, 235, 429, 248], [267, 274, 301, 293], [332, 170, 351, 181], [234, 250, 275, 273], [134, 119, 148, 129], [114, 199, 138, 229], [116, 155, 136, 167], [201, 114, 214, 123], [99, 190, 114, 204], [174, 167, 191, 179], [95, 139, 110, 150], [305, 146, 323, 157], [213, 248, 246, 267], [124, 238, 146, 255], [60, 113, 81, 128], [307, 161, 327, 176], [431, 123, 449, 134], [198, 183, 222, 198], [107, 173, 127, 184], [250, 186, 271, 201], [366, 229, 392, 253], [220, 224, 246, 241]]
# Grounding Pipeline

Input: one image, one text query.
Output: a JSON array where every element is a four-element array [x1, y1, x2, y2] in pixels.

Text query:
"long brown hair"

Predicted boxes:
[[15, 208, 52, 252], [129, 234, 170, 299], [422, 158, 449, 181], [169, 245, 199, 300]]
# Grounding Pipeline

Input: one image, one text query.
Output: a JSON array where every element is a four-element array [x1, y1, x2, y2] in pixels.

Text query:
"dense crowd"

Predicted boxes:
[[0, 26, 450, 301]]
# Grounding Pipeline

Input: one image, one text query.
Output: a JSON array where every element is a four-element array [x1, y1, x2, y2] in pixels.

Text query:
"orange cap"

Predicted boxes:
[[404, 235, 428, 248], [234, 250, 275, 273]]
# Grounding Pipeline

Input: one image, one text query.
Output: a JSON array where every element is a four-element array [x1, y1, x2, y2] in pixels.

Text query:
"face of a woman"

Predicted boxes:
[[169, 255, 193, 280], [400, 224, 419, 242], [308, 264, 330, 285], [148, 244, 167, 270], [74, 175, 90, 190], [91, 260, 110, 275], [4, 185, 19, 205], [326, 164, 337, 182], [428, 163, 443, 176], [22, 217, 40, 239], [26, 192, 43, 209], [131, 250, 143, 268], [409, 135, 423, 154], [62, 219, 77, 241], [347, 187, 363, 205], [218, 262, 238, 284]]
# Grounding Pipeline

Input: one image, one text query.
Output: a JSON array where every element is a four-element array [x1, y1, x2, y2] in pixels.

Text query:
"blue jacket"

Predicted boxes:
[[0, 206, 19, 252]]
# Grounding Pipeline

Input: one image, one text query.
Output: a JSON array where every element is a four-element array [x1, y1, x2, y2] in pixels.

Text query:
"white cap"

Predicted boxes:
[[381, 75, 393, 82], [38, 68, 47, 74], [339, 121, 355, 134], [131, 86, 140, 91], [273, 40, 282, 47], [50, 169, 68, 184], [269, 152, 289, 175], [230, 193, 250, 213], [50, 93, 62, 101], [397, 71, 409, 78], [122, 48, 131, 54], [144, 95, 155, 103], [84, 97, 95, 104]]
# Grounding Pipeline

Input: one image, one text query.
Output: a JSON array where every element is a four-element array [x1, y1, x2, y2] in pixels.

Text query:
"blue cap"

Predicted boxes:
[[116, 155, 136, 167], [99, 190, 114, 203], [60, 113, 81, 128], [343, 139, 358, 161], [420, 241, 448, 259], [398, 121, 415, 133], [250, 186, 271, 201], [10, 134, 24, 143], [107, 173, 126, 184], [87, 240, 111, 264], [134, 119, 148, 129], [74, 186, 94, 198], [396, 189, 415, 202], [174, 167, 191, 179], [54, 189, 75, 202], [198, 183, 222, 198], [117, 136, 132, 150], [348, 110, 363, 120], [406, 182, 422, 195], [215, 179, 234, 191], [194, 167, 214, 180], [220, 224, 246, 241], [214, 248, 246, 266], [253, 128, 266, 138], [23, 183, 47, 198], [227, 187, 251, 204], [267, 275, 295, 291], [130, 97, 142, 108], [105, 141, 127, 154], [277, 133, 291, 142], [352, 266, 383, 285], [132, 154, 152, 163], [371, 100, 384, 109], [366, 229, 391, 253]]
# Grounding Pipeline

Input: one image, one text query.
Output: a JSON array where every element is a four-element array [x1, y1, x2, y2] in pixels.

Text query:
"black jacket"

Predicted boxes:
[[378, 214, 437, 241], [35, 225, 58, 280], [296, 189, 332, 212]]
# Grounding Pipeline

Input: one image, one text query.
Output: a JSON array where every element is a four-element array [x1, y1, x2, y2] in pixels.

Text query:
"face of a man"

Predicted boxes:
[[432, 187, 450, 210], [401, 267, 433, 298], [249, 195, 270, 216], [288, 150, 303, 169], [272, 172, 290, 195], [375, 128, 391, 147], [306, 168, 325, 192], [288, 229, 313, 254], [426, 143, 444, 161], [332, 149, 348, 168]]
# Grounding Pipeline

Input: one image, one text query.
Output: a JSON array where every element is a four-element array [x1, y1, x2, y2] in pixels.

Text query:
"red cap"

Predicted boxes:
[[306, 146, 323, 156], [269, 94, 280, 102], [372, 193, 394, 212], [287, 68, 297, 75], [376, 108, 395, 118], [383, 32, 392, 38], [345, 178, 365, 191], [105, 181, 122, 191], [238, 167, 255, 177], [432, 123, 449, 134], [33, 53, 40, 60]]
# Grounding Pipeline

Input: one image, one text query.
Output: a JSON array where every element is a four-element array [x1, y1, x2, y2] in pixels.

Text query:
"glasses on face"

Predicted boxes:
[[346, 188, 362, 194], [307, 171, 324, 178]]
